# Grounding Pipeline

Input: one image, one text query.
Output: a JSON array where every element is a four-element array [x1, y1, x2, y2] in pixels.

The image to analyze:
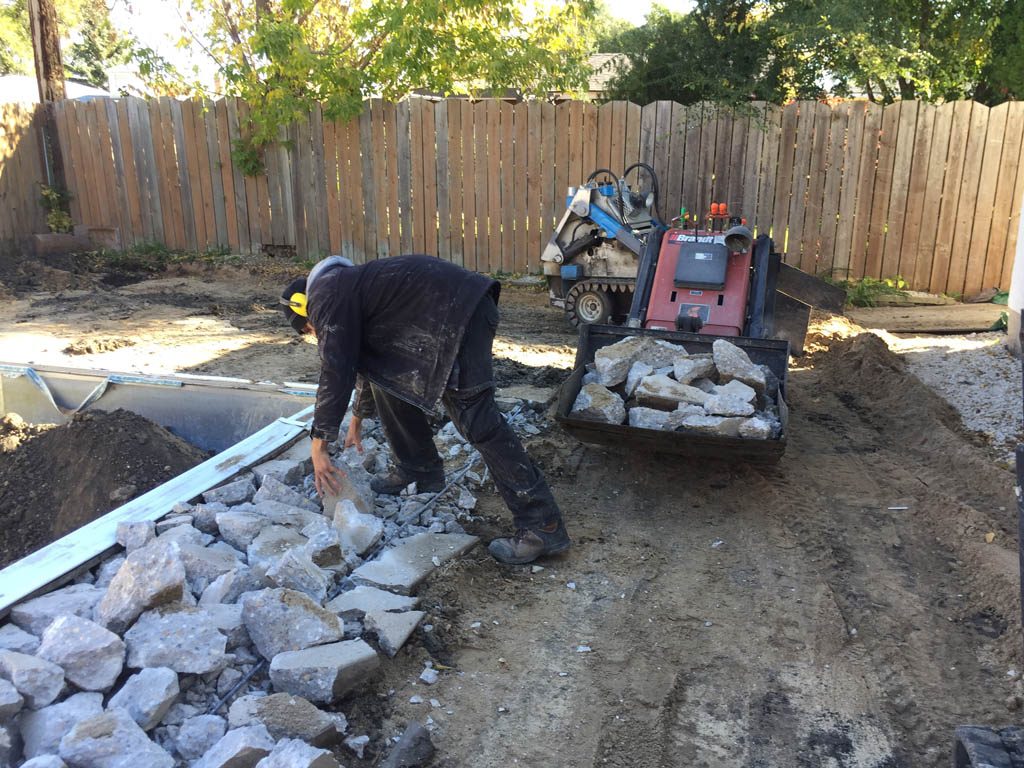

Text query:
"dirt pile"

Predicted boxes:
[[0, 408, 208, 567]]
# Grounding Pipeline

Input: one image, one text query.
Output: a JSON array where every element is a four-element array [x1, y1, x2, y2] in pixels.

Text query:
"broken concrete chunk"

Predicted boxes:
[[594, 336, 653, 386], [11, 583, 104, 636], [204, 602, 249, 648], [215, 512, 268, 552], [0, 677, 22, 719], [58, 708, 174, 768], [162, 701, 201, 727], [124, 607, 229, 675], [645, 338, 690, 368], [193, 724, 274, 768], [108, 667, 179, 731], [713, 378, 757, 403], [255, 739, 341, 768], [253, 500, 323, 531], [94, 555, 126, 588], [304, 529, 345, 570], [191, 503, 226, 534], [570, 383, 626, 424], [350, 533, 479, 595], [254, 476, 319, 513], [176, 715, 227, 761], [203, 478, 256, 506], [227, 694, 267, 729], [712, 339, 766, 394], [380, 721, 435, 768], [200, 567, 264, 607], [21, 756, 68, 768], [116, 520, 156, 553], [624, 361, 654, 398], [253, 693, 340, 746], [155, 514, 193, 535], [216, 510, 267, 551], [456, 488, 476, 510], [37, 615, 125, 692], [325, 586, 418, 620], [252, 458, 306, 487], [635, 374, 709, 411], [158, 522, 213, 547], [0, 623, 40, 654], [95, 541, 186, 634], [703, 393, 756, 417], [240, 589, 343, 662], [20, 692, 103, 759], [672, 354, 716, 385], [333, 499, 384, 556], [364, 610, 424, 658], [265, 549, 333, 604], [678, 414, 745, 438], [627, 407, 674, 430], [247, 526, 308, 578], [739, 416, 775, 440], [320, 465, 375, 517], [177, 542, 244, 593], [0, 650, 63, 708], [269, 640, 380, 705]]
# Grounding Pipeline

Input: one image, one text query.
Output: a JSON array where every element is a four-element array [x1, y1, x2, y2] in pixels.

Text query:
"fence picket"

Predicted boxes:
[[989, 103, 1024, 290], [0, 97, 1020, 292], [966, 104, 1008, 297]]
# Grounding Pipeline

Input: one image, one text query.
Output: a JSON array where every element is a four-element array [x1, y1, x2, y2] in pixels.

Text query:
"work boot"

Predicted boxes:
[[488, 519, 571, 565], [370, 469, 445, 496]]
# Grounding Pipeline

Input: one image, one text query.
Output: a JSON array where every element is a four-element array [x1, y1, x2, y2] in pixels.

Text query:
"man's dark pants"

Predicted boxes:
[[369, 295, 560, 531]]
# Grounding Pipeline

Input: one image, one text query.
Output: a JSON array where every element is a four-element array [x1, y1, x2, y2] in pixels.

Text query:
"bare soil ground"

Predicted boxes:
[[1, 259, 1021, 767], [0, 408, 207, 567]]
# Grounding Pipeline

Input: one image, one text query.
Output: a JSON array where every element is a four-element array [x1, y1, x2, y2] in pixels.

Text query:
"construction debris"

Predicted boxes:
[[0, 395, 554, 766], [570, 336, 783, 439]]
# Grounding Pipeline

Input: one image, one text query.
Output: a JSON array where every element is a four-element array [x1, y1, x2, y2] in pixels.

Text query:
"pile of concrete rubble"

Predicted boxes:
[[0, 402, 550, 768], [570, 336, 783, 440]]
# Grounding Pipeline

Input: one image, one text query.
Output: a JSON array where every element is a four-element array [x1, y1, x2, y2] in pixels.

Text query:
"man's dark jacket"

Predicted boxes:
[[307, 255, 499, 442]]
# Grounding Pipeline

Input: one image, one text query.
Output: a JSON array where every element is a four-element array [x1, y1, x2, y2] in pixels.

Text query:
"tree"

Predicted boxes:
[[63, 0, 133, 88], [598, 1, 822, 107], [0, 0, 85, 75], [772, 0, 1007, 102], [974, 0, 1024, 103], [177, 0, 597, 152]]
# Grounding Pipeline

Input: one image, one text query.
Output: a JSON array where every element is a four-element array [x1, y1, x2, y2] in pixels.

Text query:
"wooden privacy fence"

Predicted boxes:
[[3, 96, 1024, 295], [0, 104, 48, 246]]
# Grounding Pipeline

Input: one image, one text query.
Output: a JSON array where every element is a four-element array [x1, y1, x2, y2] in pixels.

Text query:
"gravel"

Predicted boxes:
[[882, 330, 1022, 461]]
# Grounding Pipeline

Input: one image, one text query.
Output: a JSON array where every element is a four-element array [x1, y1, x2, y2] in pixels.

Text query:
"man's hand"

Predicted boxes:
[[311, 437, 346, 497], [343, 416, 364, 453]]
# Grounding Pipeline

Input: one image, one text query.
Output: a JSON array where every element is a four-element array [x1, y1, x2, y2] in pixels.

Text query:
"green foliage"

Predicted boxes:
[[598, 1, 823, 106], [0, 0, 88, 75], [63, 0, 133, 89], [45, 209, 73, 233], [176, 0, 597, 166], [596, 0, 1024, 106], [772, 0, 1007, 103], [39, 184, 73, 233], [842, 276, 909, 307], [975, 0, 1024, 103], [230, 138, 265, 176]]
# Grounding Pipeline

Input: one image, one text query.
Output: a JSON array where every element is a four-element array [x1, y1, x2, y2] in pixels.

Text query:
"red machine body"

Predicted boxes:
[[643, 227, 752, 336]]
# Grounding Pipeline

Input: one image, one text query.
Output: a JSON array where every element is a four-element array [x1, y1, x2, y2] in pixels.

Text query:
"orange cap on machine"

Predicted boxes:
[[710, 202, 720, 215]]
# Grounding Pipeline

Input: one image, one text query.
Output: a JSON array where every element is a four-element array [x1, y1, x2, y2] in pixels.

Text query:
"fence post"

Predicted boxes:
[[1007, 190, 1024, 355]]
